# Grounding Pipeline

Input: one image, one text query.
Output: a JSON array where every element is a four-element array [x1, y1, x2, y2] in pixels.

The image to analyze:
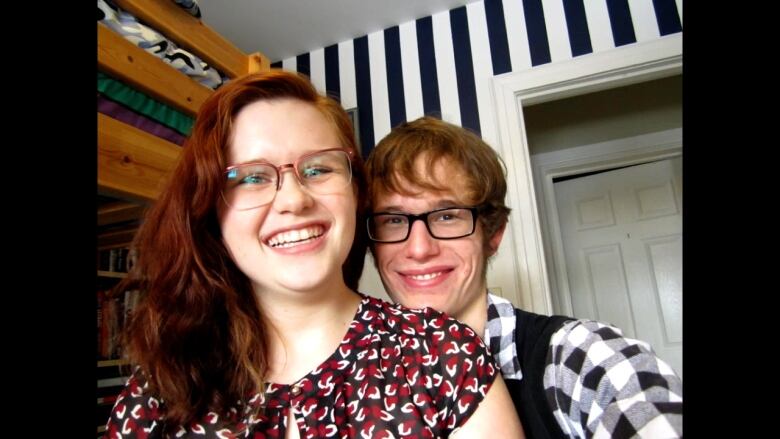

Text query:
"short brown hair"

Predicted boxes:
[[366, 116, 510, 247]]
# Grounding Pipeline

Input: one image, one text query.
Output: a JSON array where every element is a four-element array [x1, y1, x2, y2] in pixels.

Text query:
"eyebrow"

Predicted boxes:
[[374, 199, 463, 213], [227, 148, 342, 168], [227, 158, 272, 167]]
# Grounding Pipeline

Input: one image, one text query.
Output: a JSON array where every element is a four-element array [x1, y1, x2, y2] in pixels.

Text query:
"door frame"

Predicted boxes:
[[531, 128, 682, 316], [490, 33, 682, 315]]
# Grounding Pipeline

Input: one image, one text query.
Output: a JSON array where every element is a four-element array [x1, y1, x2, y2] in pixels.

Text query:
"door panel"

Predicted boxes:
[[554, 157, 682, 377]]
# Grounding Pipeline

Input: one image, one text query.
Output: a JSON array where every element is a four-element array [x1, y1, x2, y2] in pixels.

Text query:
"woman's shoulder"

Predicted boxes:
[[357, 293, 482, 346], [106, 365, 261, 437], [105, 366, 165, 435]]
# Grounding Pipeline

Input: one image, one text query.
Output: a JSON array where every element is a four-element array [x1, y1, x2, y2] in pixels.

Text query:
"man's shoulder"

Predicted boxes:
[[512, 309, 630, 348], [548, 318, 637, 348], [545, 318, 674, 378], [540, 318, 683, 438], [511, 311, 647, 369], [513, 307, 574, 322], [513, 308, 574, 341]]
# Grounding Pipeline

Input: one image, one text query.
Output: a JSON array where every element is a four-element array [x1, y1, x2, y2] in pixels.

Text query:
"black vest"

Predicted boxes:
[[504, 308, 573, 439]]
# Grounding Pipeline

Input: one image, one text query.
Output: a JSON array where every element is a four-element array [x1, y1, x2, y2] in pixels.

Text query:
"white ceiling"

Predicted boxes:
[[197, 0, 480, 63]]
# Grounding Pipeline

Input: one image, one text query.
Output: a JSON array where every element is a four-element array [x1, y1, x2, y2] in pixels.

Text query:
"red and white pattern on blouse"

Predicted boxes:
[[106, 294, 497, 438]]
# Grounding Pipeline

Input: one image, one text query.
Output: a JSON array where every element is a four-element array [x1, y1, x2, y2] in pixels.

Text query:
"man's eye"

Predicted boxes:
[[432, 213, 455, 222], [381, 216, 406, 226], [432, 210, 466, 223]]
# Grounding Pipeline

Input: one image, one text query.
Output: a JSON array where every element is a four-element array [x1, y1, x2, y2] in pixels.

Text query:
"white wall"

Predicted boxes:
[[277, 0, 684, 302]]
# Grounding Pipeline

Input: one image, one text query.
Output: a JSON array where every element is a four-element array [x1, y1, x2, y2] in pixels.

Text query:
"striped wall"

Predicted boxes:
[[271, 0, 683, 157]]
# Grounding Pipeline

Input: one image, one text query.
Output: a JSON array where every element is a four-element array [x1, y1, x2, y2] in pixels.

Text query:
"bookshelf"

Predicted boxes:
[[97, 196, 144, 438], [96, 266, 131, 437], [97, 270, 126, 279], [97, 358, 130, 368]]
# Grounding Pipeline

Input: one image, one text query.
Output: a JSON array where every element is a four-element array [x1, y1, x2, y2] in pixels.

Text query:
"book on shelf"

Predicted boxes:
[[96, 290, 103, 360], [116, 248, 127, 274], [97, 290, 120, 360], [97, 287, 142, 361], [97, 246, 136, 273], [109, 248, 117, 272], [98, 250, 110, 272], [126, 248, 138, 272], [123, 289, 141, 329]]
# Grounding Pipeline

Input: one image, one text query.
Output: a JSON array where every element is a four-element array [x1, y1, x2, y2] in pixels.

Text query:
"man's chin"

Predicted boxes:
[[392, 290, 446, 313]]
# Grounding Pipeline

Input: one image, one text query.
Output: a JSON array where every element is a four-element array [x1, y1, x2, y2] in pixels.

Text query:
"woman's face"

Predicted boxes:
[[218, 98, 357, 295]]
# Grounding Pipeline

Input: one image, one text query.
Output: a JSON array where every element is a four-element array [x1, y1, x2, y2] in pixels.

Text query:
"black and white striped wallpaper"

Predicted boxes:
[[271, 0, 682, 158]]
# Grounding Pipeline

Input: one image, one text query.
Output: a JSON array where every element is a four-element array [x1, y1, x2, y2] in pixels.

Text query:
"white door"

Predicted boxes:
[[554, 157, 682, 377]]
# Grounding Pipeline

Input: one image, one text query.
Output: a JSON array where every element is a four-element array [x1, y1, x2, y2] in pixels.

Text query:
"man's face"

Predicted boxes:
[[370, 159, 498, 321]]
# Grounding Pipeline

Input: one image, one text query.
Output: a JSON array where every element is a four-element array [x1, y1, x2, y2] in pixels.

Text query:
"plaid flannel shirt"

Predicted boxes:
[[485, 293, 683, 438]]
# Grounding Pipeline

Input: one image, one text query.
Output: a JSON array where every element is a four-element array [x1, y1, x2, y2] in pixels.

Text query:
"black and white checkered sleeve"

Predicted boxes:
[[543, 320, 682, 438]]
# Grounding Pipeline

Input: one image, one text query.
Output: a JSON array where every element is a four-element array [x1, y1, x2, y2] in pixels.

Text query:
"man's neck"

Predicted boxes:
[[456, 289, 490, 338]]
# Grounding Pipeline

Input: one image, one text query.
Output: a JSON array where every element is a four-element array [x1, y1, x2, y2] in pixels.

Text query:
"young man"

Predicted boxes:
[[365, 116, 682, 438]]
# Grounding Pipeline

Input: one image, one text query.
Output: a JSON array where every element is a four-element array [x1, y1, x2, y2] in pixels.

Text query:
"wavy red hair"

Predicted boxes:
[[118, 70, 367, 430]]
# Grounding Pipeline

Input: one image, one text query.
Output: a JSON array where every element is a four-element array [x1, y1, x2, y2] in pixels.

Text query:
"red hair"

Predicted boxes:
[[118, 70, 367, 429]]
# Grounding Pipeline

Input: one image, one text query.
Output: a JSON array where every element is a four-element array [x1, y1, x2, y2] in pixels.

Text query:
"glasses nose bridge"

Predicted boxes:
[[275, 162, 302, 190], [407, 213, 434, 238]]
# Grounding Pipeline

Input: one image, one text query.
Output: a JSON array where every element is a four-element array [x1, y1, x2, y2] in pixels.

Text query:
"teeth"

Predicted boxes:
[[409, 272, 443, 281], [268, 226, 324, 248]]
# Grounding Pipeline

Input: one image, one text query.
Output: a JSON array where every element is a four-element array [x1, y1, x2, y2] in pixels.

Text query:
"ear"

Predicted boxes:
[[486, 221, 507, 256]]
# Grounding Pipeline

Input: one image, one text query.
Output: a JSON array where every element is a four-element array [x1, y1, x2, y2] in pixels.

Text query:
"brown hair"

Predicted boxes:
[[366, 116, 510, 248], [118, 70, 367, 429]]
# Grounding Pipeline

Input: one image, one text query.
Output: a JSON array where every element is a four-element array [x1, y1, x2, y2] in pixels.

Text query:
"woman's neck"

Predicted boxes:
[[257, 282, 361, 384]]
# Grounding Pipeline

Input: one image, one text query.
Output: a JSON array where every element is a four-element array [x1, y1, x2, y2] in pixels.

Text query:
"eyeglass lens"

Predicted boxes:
[[223, 150, 352, 210], [368, 208, 475, 242]]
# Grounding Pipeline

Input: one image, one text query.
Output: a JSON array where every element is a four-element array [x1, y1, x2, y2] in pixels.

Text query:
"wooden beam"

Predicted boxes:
[[98, 23, 210, 116], [98, 113, 181, 202], [98, 227, 140, 249], [247, 52, 271, 74], [98, 201, 147, 226], [114, 0, 265, 78]]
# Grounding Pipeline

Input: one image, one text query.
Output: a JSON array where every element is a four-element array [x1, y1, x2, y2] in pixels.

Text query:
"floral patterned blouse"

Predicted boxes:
[[106, 294, 497, 438]]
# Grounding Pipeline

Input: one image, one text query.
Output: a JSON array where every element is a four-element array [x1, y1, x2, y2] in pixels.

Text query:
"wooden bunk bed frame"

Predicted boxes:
[[97, 0, 271, 225]]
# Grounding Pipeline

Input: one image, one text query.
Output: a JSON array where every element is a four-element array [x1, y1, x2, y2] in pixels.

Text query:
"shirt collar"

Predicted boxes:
[[484, 292, 522, 380]]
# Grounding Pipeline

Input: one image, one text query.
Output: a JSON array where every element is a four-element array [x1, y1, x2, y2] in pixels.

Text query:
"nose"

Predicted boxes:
[[272, 167, 313, 213], [403, 218, 439, 260]]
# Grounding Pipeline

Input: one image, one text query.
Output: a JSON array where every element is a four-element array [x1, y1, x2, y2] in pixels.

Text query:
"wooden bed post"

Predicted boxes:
[[99, 0, 271, 202], [247, 53, 271, 74]]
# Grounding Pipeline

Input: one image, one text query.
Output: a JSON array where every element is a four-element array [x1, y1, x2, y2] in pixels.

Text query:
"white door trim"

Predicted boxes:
[[490, 33, 682, 315], [531, 128, 683, 316]]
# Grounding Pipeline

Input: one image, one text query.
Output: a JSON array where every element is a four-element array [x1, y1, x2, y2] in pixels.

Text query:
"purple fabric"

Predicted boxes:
[[98, 96, 187, 146]]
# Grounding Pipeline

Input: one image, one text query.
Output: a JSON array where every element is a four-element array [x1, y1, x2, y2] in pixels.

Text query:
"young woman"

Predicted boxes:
[[105, 71, 523, 438]]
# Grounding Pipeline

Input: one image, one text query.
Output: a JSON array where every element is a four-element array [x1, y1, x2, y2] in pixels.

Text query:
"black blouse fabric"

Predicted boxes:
[[106, 294, 497, 438]]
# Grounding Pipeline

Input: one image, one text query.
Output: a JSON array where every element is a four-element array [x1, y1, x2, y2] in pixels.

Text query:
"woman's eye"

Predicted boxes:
[[302, 166, 332, 178], [241, 173, 271, 185]]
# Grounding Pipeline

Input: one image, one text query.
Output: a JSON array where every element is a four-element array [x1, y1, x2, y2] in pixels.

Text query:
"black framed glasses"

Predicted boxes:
[[366, 206, 480, 243], [222, 148, 354, 210]]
